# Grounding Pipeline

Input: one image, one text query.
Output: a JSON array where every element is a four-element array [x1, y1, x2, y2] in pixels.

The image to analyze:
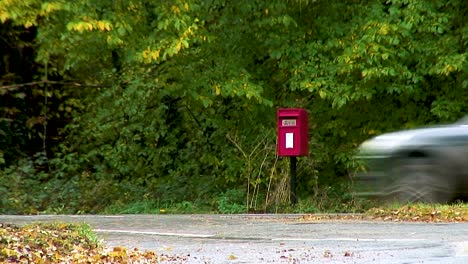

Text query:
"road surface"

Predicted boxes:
[[1, 214, 467, 263]]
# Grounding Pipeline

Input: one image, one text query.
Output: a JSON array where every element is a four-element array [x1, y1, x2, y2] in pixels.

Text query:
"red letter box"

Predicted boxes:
[[277, 108, 309, 156]]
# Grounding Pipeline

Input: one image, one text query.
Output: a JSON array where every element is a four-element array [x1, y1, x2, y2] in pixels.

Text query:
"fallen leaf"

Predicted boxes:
[[323, 250, 332, 258]]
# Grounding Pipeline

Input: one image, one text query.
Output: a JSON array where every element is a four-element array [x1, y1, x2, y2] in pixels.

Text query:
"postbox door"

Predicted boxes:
[[278, 120, 300, 156]]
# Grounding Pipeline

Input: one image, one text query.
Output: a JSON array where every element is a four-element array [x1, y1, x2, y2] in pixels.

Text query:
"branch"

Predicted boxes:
[[0, 80, 110, 90]]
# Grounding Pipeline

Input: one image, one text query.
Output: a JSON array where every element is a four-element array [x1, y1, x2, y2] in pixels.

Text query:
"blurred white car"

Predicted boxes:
[[355, 117, 468, 204]]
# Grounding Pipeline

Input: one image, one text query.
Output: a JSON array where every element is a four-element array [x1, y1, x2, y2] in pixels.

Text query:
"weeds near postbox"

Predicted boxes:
[[225, 130, 317, 213], [224, 130, 338, 214], [226, 131, 278, 212]]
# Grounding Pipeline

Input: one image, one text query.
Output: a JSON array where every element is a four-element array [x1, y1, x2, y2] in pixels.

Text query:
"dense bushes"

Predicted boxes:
[[1, 0, 468, 214]]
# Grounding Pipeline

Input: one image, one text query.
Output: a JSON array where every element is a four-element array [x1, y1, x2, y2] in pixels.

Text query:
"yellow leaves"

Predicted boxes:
[[175, 41, 183, 53], [363, 21, 394, 36], [127, 2, 139, 11], [170, 2, 190, 13], [0, 0, 22, 22], [318, 90, 327, 99], [40, 2, 63, 15], [342, 55, 353, 64], [24, 21, 34, 28], [173, 38, 189, 54], [443, 64, 455, 75], [67, 21, 93, 32], [0, 0, 34, 24], [378, 24, 390, 35], [67, 20, 113, 33], [0, 0, 15, 5], [0, 12, 9, 23], [1, 248, 19, 258], [171, 5, 181, 14], [139, 25, 195, 64], [214, 84, 221, 96], [107, 246, 129, 260], [430, 54, 466, 76], [96, 20, 112, 31], [142, 47, 161, 63], [0, 0, 63, 27]]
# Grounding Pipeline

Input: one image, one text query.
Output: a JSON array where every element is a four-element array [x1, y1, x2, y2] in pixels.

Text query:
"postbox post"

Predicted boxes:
[[290, 156, 297, 204], [276, 108, 309, 205]]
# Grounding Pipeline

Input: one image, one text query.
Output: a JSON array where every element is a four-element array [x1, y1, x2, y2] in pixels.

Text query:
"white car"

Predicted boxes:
[[355, 118, 468, 203]]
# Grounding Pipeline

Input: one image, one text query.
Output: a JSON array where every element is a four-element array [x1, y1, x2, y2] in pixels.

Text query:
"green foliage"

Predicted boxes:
[[103, 200, 210, 214], [166, 201, 211, 214], [75, 223, 102, 246], [0, 158, 50, 214], [103, 200, 162, 215], [217, 189, 246, 214], [1, 0, 468, 214], [0, 155, 152, 214]]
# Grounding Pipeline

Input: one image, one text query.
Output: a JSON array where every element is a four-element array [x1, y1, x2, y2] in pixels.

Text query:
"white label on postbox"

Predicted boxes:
[[282, 119, 296, 126], [286, 133, 294, 149]]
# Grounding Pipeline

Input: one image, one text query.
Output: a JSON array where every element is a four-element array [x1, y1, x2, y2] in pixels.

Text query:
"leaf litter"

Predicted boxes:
[[0, 222, 181, 263], [300, 204, 468, 222]]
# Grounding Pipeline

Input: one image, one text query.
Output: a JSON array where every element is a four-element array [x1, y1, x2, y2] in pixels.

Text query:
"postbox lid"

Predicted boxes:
[[277, 108, 307, 117]]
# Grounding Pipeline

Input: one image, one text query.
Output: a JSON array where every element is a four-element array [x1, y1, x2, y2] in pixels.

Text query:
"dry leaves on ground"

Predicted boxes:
[[365, 204, 468, 222], [0, 223, 164, 263], [300, 204, 468, 223]]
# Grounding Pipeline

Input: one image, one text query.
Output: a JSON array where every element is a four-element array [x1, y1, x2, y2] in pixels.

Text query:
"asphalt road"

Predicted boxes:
[[1, 214, 468, 264]]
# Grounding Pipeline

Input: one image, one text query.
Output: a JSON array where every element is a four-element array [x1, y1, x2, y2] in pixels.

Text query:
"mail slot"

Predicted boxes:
[[277, 108, 308, 156]]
